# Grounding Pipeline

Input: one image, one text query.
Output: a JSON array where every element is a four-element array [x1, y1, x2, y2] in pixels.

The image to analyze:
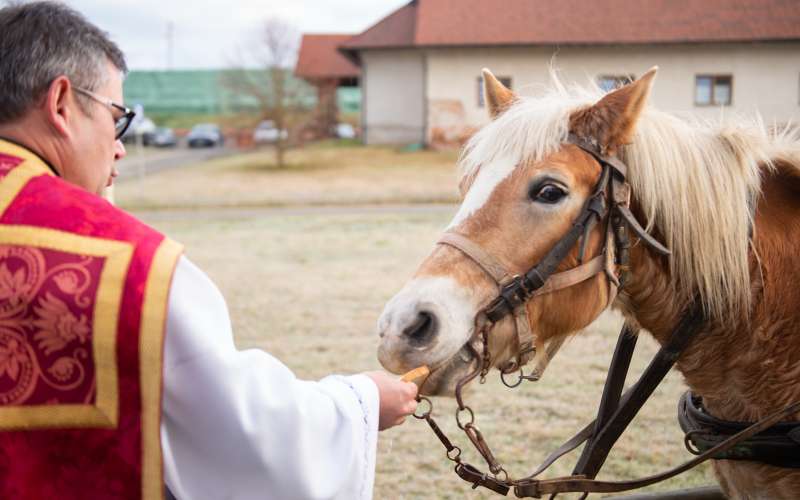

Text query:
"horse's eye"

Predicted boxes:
[[530, 184, 567, 204]]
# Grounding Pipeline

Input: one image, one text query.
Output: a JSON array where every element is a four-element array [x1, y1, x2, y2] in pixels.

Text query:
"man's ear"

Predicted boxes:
[[482, 68, 516, 119], [44, 76, 74, 138], [569, 67, 658, 154]]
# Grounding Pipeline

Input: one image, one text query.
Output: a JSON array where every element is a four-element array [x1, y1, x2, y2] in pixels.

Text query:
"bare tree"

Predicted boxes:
[[224, 18, 300, 168]]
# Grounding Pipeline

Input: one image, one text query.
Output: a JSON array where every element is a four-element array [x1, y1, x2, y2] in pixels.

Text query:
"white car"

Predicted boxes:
[[253, 120, 288, 144], [334, 123, 356, 139]]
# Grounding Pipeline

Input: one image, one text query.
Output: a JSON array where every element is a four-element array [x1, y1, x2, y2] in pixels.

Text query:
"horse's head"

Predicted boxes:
[[377, 68, 658, 395]]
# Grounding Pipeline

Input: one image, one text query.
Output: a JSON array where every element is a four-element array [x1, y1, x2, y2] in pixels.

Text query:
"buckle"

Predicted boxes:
[[455, 463, 510, 495]]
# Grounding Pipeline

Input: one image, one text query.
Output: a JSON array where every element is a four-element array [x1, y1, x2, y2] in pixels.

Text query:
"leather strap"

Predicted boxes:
[[438, 232, 510, 283], [532, 255, 605, 296], [679, 391, 800, 468], [572, 323, 639, 477], [515, 399, 800, 497]]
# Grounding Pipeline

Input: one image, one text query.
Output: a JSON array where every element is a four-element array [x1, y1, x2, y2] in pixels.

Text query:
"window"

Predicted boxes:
[[695, 75, 732, 106], [597, 74, 636, 92], [478, 75, 512, 107]]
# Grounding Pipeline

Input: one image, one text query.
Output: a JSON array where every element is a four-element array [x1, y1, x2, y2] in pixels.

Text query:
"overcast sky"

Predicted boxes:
[[62, 0, 408, 70]]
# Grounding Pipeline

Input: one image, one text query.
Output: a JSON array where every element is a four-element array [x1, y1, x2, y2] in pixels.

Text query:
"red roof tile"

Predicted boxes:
[[340, 2, 417, 51], [295, 34, 360, 80], [342, 0, 800, 54]]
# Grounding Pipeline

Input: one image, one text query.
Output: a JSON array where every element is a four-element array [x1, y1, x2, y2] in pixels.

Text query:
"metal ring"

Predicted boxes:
[[456, 406, 475, 430], [447, 446, 462, 462], [684, 430, 704, 455], [493, 468, 509, 483], [413, 396, 432, 419], [500, 368, 524, 388]]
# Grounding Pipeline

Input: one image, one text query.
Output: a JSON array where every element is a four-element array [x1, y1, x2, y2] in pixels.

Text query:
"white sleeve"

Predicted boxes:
[[160, 256, 380, 500]]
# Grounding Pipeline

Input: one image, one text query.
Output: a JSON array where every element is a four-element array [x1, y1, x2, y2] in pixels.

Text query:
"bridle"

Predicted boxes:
[[414, 134, 800, 498], [437, 133, 668, 387]]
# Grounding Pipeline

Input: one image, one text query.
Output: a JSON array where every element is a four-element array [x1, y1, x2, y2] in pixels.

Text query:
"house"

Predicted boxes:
[[338, 0, 800, 146], [295, 34, 360, 138]]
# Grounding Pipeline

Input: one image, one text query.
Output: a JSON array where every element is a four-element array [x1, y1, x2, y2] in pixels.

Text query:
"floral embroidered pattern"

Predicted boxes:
[[0, 246, 103, 406], [0, 338, 27, 381], [33, 293, 90, 355]]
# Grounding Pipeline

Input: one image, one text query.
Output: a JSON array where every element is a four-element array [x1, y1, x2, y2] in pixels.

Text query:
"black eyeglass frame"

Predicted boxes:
[[73, 86, 136, 140]]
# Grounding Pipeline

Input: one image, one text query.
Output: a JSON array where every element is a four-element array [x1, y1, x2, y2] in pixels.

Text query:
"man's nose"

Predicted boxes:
[[114, 139, 126, 161]]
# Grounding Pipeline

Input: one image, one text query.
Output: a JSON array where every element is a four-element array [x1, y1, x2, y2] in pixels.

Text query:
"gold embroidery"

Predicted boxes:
[[140, 237, 182, 500], [0, 225, 132, 430], [0, 139, 54, 218]]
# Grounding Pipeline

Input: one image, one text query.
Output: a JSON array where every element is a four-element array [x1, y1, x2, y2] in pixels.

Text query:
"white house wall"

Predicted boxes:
[[362, 49, 426, 144], [424, 43, 800, 144]]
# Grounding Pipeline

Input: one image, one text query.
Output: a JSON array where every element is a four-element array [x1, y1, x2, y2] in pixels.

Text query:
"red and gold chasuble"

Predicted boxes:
[[0, 139, 182, 499]]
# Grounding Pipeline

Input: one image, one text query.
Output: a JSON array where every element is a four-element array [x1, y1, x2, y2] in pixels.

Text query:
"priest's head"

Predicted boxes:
[[0, 1, 130, 195]]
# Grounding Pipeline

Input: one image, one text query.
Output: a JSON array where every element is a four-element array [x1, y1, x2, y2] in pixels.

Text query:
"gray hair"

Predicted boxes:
[[0, 1, 128, 123]]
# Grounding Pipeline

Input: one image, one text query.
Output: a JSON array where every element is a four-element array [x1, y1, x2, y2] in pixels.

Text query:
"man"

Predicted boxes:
[[0, 2, 418, 499]]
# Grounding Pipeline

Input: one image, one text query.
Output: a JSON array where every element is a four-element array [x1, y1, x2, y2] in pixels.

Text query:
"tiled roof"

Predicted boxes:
[[341, 0, 800, 55], [340, 2, 417, 51], [295, 34, 360, 80]]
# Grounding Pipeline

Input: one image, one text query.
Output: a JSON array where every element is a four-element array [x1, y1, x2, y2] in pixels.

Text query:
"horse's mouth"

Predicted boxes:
[[419, 343, 479, 396]]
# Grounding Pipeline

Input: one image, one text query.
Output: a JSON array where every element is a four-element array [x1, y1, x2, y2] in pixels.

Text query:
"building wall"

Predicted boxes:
[[362, 50, 426, 144], [424, 42, 800, 145]]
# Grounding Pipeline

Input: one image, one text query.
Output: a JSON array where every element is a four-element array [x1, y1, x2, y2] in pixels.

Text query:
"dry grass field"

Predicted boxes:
[[117, 143, 460, 210], [119, 143, 716, 498]]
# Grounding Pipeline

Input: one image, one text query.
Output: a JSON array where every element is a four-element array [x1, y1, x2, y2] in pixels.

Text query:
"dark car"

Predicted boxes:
[[151, 127, 177, 147], [187, 123, 223, 148]]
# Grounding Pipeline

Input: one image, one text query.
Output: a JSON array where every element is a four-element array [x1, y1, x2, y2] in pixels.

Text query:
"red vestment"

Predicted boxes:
[[0, 138, 182, 499]]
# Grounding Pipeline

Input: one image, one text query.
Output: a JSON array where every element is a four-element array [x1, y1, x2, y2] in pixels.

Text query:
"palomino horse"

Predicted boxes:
[[377, 68, 800, 498]]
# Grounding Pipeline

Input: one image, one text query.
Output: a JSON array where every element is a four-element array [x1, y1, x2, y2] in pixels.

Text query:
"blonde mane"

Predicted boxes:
[[459, 79, 800, 321]]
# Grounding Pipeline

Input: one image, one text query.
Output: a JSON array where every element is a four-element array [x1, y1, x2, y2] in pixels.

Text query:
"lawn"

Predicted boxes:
[[116, 143, 461, 210]]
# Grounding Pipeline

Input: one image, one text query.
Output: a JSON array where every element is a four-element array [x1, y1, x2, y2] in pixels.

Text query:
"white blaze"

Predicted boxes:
[[447, 155, 517, 229]]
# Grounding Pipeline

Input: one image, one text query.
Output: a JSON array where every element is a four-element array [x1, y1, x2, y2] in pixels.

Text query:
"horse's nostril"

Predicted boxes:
[[403, 311, 437, 346]]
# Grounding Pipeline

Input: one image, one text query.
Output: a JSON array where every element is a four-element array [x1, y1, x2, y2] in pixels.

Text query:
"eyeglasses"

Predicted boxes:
[[73, 87, 136, 140]]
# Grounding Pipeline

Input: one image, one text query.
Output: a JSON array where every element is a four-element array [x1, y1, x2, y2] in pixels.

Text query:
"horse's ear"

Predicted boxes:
[[570, 66, 658, 154], [482, 68, 516, 119]]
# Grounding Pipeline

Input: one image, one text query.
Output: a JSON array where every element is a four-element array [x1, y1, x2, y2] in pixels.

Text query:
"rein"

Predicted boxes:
[[416, 135, 800, 497]]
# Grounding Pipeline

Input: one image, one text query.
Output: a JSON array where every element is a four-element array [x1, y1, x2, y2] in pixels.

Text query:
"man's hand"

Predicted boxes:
[[365, 371, 419, 430]]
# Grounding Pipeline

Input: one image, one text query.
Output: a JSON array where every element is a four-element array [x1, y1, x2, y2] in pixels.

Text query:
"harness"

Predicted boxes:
[[679, 391, 800, 469], [414, 134, 800, 497]]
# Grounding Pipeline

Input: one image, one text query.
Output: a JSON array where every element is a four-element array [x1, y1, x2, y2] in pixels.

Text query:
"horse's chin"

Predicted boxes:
[[419, 344, 479, 396]]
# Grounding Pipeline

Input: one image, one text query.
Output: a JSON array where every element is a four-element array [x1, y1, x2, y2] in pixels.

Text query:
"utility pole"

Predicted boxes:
[[166, 21, 174, 70]]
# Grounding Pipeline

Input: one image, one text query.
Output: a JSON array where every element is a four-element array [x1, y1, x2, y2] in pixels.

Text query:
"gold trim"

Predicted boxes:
[[0, 225, 132, 430], [0, 139, 54, 218], [0, 139, 53, 168], [140, 237, 182, 500]]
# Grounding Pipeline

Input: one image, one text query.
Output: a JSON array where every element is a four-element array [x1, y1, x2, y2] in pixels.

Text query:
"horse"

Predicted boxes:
[[376, 67, 800, 499]]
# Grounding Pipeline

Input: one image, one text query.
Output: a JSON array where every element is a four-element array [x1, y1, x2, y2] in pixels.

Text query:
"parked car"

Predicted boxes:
[[333, 123, 356, 139], [187, 123, 224, 148], [121, 116, 156, 145], [151, 127, 177, 147], [253, 120, 288, 144]]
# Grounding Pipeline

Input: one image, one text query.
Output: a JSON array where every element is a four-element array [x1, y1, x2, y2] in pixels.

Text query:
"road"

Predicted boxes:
[[116, 144, 235, 181], [133, 203, 459, 222]]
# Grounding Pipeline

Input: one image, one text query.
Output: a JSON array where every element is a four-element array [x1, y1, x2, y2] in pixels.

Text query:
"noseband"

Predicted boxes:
[[437, 133, 669, 386]]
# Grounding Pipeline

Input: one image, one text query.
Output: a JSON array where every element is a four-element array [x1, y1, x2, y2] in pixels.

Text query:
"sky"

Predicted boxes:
[[63, 0, 409, 70]]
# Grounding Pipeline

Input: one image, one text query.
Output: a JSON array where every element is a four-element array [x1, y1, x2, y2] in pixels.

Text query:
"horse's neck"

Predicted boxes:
[[621, 171, 800, 422]]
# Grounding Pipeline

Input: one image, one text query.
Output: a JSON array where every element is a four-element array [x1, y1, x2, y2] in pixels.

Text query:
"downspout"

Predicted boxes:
[[422, 50, 429, 147]]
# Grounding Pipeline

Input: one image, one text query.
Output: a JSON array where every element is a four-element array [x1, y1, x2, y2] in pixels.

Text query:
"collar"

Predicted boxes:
[[0, 136, 58, 177]]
